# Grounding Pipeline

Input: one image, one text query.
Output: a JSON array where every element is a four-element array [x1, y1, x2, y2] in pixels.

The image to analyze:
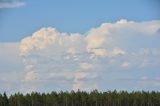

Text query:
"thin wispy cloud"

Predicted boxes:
[[0, 0, 25, 8]]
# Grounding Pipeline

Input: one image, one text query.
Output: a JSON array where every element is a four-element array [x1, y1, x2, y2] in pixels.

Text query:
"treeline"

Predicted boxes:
[[0, 90, 160, 106]]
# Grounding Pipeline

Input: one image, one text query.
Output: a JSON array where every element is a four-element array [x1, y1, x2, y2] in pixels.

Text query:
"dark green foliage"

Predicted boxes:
[[0, 90, 160, 106]]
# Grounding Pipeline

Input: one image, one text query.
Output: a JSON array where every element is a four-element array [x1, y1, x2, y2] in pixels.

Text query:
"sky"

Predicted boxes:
[[0, 0, 160, 94]]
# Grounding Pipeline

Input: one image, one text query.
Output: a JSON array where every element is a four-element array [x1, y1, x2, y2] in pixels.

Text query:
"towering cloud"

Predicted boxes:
[[18, 19, 160, 91]]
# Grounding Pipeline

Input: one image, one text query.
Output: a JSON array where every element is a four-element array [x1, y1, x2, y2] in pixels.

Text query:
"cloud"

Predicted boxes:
[[0, 19, 159, 94], [80, 63, 93, 70], [18, 19, 160, 91], [0, 43, 25, 94], [19, 27, 93, 90], [121, 61, 130, 68], [0, 43, 24, 73], [0, 0, 25, 8], [120, 76, 160, 90], [25, 71, 37, 81]]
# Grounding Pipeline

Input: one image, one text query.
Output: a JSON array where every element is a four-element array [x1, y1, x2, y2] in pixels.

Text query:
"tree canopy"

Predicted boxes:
[[0, 90, 160, 106]]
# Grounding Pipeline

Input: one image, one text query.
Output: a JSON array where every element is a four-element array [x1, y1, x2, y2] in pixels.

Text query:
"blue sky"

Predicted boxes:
[[0, 0, 160, 94], [0, 0, 160, 42]]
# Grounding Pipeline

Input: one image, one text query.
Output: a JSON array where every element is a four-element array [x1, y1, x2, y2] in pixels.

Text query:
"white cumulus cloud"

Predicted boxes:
[[17, 19, 160, 91]]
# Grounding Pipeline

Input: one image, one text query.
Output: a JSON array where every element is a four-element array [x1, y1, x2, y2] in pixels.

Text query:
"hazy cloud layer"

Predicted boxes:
[[0, 19, 160, 93], [0, 43, 24, 93]]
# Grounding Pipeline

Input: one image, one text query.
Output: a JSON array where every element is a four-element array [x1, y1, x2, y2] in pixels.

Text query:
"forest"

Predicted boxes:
[[0, 90, 160, 106]]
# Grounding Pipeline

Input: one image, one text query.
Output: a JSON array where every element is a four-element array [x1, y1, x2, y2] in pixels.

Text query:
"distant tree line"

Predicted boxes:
[[0, 90, 160, 106]]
